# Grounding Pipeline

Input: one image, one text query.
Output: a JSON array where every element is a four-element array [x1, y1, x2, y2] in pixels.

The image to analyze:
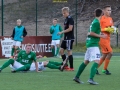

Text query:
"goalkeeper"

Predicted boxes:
[[96, 5, 118, 75], [50, 18, 63, 57], [11, 19, 27, 58]]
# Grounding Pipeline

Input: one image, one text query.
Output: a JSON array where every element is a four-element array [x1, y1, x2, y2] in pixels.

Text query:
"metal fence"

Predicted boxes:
[[0, 0, 119, 47]]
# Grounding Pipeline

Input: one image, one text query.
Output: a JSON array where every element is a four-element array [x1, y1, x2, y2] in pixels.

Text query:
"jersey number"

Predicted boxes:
[[96, 54, 100, 58]]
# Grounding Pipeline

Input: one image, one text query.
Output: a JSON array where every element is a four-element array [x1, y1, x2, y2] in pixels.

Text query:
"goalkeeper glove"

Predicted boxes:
[[104, 27, 114, 33]]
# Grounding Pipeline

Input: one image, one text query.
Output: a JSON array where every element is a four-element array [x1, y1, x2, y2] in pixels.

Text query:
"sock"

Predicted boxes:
[[55, 47, 60, 56], [61, 54, 66, 61], [11, 48, 15, 56], [0, 59, 14, 70], [15, 64, 30, 72], [104, 59, 110, 70], [90, 62, 98, 79], [69, 55, 73, 68], [98, 58, 104, 68], [76, 62, 87, 78], [46, 62, 60, 69], [49, 61, 62, 66], [52, 48, 55, 56]]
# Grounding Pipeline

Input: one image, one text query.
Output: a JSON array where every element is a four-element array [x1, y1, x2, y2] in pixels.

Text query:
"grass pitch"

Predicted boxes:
[[0, 56, 119, 90]]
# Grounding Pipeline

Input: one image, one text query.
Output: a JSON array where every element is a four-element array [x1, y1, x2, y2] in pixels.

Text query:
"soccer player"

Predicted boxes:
[[73, 8, 106, 85], [96, 5, 113, 75], [50, 18, 63, 57], [58, 7, 74, 71], [29, 56, 68, 71], [0, 44, 39, 73], [11, 19, 27, 58]]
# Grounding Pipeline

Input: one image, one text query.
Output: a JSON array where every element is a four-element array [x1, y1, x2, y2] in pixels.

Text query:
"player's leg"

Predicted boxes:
[[11, 41, 16, 58], [55, 40, 60, 57], [51, 40, 55, 56], [88, 47, 100, 85], [73, 49, 89, 84], [96, 43, 107, 75], [49, 61, 62, 66], [44, 61, 60, 69], [102, 44, 112, 75], [0, 59, 14, 72], [60, 40, 66, 61], [12, 64, 30, 73], [66, 40, 74, 71]]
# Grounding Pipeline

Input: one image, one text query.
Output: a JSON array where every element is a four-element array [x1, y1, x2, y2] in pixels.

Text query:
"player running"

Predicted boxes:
[[50, 18, 63, 57], [58, 7, 74, 71], [73, 8, 106, 85], [96, 5, 115, 75], [11, 19, 27, 58]]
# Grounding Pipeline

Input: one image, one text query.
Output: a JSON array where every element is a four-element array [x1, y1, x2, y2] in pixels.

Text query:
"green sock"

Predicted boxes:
[[90, 62, 98, 79], [0, 59, 14, 70], [49, 61, 62, 66], [11, 48, 15, 56], [55, 47, 60, 56], [15, 64, 30, 72], [76, 62, 87, 78], [46, 62, 60, 69], [52, 48, 55, 56]]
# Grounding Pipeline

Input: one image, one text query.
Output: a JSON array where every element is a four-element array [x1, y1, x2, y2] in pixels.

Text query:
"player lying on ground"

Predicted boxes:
[[10, 55, 68, 72], [11, 19, 27, 58], [0, 44, 68, 73]]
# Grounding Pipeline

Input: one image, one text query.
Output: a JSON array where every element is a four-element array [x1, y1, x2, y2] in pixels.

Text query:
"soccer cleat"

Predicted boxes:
[[73, 77, 84, 84], [65, 68, 74, 71], [87, 79, 99, 85], [60, 57, 69, 71], [102, 69, 111, 75], [96, 70, 100, 75], [11, 70, 17, 73]]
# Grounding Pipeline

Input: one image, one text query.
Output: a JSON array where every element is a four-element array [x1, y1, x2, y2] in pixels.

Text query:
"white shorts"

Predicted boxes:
[[30, 62, 45, 71], [13, 41, 21, 47], [51, 40, 60, 46], [84, 47, 101, 62], [10, 61, 24, 70]]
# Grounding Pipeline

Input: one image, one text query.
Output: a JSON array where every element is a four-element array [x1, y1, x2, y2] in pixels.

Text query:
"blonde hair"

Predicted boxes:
[[17, 19, 21, 22], [26, 43, 32, 47], [62, 7, 70, 12]]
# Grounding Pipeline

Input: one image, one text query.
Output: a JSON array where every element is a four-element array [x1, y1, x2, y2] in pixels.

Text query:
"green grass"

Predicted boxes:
[[0, 56, 120, 90], [73, 43, 120, 53]]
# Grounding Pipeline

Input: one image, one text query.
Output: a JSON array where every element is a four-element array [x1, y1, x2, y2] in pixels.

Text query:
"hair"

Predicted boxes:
[[26, 43, 32, 47], [103, 5, 111, 9], [17, 19, 21, 22], [94, 8, 103, 17], [53, 18, 58, 21], [62, 7, 69, 12]]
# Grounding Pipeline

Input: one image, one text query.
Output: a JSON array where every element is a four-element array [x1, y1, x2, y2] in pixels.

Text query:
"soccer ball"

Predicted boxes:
[[111, 26, 118, 34]]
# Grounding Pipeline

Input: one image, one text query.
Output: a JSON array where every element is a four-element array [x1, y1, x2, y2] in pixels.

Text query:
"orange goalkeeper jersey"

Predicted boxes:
[[100, 15, 113, 43]]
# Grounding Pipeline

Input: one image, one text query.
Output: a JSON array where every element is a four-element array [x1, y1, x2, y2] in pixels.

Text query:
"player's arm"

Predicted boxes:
[[23, 28, 27, 37], [88, 22, 106, 38], [59, 25, 63, 38], [11, 28, 15, 39], [50, 26, 54, 34], [58, 18, 74, 34], [88, 32, 106, 38], [33, 53, 39, 72]]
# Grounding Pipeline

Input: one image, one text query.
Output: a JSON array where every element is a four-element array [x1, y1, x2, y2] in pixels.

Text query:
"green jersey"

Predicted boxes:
[[16, 50, 37, 65], [86, 18, 101, 48]]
